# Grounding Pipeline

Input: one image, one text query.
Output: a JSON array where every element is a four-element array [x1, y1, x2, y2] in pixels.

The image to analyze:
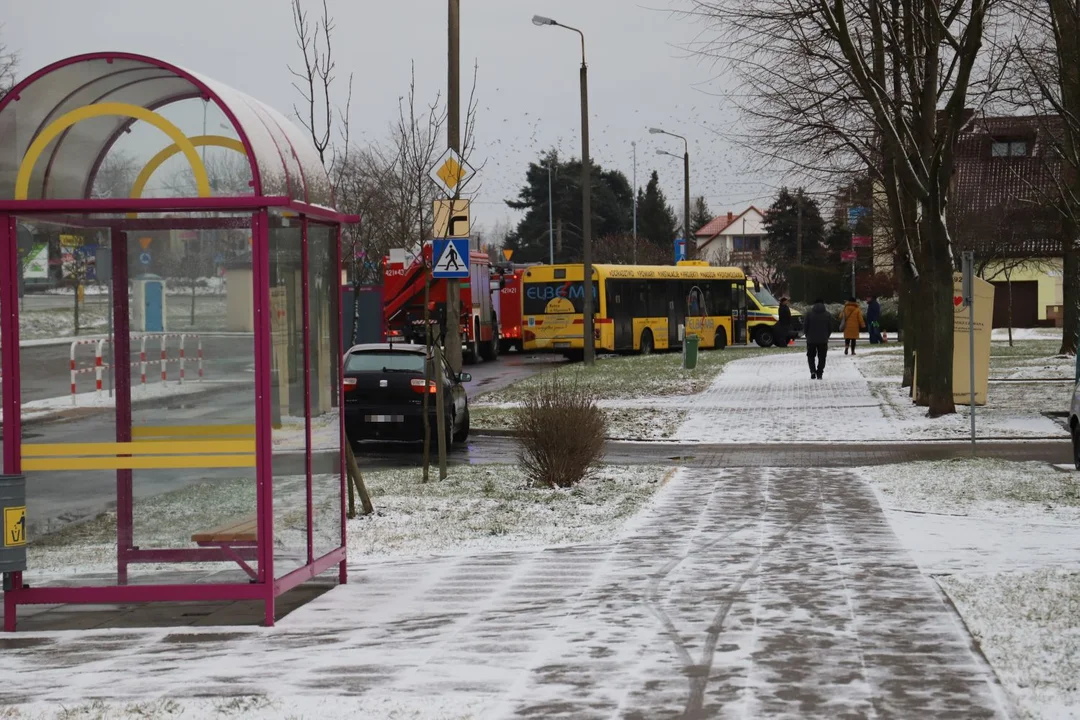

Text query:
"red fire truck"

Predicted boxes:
[[382, 244, 499, 363], [491, 265, 525, 353]]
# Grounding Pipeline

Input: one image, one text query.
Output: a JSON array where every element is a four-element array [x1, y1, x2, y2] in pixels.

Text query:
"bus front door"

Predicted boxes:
[[732, 284, 748, 344]]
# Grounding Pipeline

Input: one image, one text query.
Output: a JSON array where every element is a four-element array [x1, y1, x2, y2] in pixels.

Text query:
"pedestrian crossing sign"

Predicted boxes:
[[432, 239, 470, 279]]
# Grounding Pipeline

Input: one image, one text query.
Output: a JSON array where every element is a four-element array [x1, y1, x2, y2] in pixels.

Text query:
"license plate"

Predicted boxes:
[[365, 415, 404, 422], [554, 342, 570, 348]]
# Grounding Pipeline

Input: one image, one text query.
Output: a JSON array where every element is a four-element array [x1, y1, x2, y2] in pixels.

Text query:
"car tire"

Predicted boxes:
[[453, 407, 470, 443], [639, 329, 654, 355], [754, 327, 775, 348], [1072, 422, 1080, 470], [714, 327, 728, 351]]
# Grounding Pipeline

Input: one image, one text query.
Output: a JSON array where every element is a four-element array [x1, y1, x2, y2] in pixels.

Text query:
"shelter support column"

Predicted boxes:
[[1, 215, 23, 632], [253, 210, 276, 626], [112, 229, 133, 585], [335, 225, 347, 585]]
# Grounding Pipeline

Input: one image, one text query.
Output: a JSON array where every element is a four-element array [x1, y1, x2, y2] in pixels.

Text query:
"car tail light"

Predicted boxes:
[[343, 377, 358, 392], [410, 378, 437, 394]]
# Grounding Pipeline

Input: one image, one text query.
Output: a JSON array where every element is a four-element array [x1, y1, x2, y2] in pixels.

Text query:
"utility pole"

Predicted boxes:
[[632, 141, 638, 264], [444, 0, 463, 374], [532, 14, 593, 365], [579, 42, 594, 366], [548, 163, 555, 264], [682, 148, 691, 262]]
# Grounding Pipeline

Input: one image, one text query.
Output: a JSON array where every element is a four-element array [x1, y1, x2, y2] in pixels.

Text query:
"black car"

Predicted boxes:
[[343, 343, 471, 445]]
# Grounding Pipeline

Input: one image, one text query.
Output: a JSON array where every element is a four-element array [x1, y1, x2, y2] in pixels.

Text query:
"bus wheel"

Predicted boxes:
[[714, 327, 728, 350], [639, 329, 654, 355], [754, 327, 774, 348]]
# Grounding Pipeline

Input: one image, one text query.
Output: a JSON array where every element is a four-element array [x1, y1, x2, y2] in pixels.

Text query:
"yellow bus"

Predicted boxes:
[[521, 263, 748, 354]]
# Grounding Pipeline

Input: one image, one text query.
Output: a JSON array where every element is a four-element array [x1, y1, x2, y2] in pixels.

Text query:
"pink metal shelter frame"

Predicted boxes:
[[0, 53, 356, 631]]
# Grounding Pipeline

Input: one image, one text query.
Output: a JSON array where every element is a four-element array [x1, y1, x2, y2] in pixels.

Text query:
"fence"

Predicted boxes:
[[70, 333, 203, 405]]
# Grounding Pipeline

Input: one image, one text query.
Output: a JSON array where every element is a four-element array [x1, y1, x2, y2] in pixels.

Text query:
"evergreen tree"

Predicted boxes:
[[504, 150, 633, 263], [762, 187, 827, 284], [690, 195, 713, 235], [636, 171, 679, 251]]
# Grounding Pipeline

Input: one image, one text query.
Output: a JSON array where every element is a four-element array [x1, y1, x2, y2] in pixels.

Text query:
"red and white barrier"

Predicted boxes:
[[69, 333, 204, 405]]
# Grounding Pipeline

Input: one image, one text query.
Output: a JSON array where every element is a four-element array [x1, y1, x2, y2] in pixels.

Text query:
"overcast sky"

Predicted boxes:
[[6, 0, 784, 235]]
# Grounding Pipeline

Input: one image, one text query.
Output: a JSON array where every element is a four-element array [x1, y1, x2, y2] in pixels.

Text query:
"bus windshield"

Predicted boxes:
[[751, 286, 780, 307]]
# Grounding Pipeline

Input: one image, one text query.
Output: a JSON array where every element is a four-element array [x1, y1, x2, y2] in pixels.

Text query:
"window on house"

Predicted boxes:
[[732, 236, 761, 252], [991, 139, 1029, 158]]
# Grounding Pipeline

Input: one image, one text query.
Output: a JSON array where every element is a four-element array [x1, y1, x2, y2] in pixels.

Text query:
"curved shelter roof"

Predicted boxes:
[[0, 52, 332, 207]]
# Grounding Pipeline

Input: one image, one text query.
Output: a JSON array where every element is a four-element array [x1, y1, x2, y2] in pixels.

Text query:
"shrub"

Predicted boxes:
[[514, 371, 607, 488]]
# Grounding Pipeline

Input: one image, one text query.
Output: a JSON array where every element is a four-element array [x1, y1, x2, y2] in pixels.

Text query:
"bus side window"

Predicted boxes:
[[712, 281, 732, 315]]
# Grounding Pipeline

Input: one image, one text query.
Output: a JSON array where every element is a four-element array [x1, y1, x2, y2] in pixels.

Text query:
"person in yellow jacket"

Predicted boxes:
[[839, 297, 866, 355]]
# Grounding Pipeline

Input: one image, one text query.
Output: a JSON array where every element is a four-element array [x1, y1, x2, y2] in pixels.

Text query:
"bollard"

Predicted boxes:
[[0, 474, 27, 574]]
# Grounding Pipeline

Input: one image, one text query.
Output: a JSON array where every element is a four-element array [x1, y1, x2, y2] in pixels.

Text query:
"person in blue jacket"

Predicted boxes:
[[867, 296, 882, 344]]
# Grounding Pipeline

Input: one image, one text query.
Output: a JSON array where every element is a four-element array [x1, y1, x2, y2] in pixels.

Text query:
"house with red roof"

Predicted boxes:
[[693, 206, 768, 268]]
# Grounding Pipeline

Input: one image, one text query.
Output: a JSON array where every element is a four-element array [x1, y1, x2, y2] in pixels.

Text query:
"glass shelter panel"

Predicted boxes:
[[307, 223, 341, 560], [123, 216, 258, 584], [15, 216, 119, 586], [269, 216, 308, 575]]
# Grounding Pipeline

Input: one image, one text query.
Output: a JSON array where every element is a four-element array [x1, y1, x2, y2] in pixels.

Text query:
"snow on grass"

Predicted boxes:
[[871, 381, 1066, 440], [863, 458, 1080, 520], [474, 347, 781, 405], [471, 348, 780, 441], [349, 463, 670, 561], [470, 404, 687, 441], [271, 410, 341, 451], [18, 307, 109, 340], [938, 569, 1080, 720], [863, 459, 1080, 719]]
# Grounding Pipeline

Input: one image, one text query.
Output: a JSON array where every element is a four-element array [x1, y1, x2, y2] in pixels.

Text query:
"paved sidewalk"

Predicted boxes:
[[1, 467, 1008, 718]]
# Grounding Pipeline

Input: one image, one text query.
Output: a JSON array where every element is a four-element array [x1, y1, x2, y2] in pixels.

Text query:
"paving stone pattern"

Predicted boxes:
[[0, 467, 1008, 718]]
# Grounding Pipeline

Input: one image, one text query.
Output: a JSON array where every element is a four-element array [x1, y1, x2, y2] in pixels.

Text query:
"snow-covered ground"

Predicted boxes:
[[349, 463, 670, 561], [862, 459, 1080, 718]]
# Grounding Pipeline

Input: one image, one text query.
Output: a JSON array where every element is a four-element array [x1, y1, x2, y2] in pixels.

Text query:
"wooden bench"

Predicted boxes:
[[192, 514, 258, 579], [191, 515, 257, 544]]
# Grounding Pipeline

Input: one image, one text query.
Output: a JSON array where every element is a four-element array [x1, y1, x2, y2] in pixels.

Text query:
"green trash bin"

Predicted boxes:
[[683, 334, 699, 370]]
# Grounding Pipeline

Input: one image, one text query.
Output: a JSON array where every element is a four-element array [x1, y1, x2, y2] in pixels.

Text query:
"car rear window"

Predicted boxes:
[[345, 351, 426, 373]]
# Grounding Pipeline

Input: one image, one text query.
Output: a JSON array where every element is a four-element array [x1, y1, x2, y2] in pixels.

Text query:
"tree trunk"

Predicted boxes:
[[900, 266, 916, 388], [1060, 222, 1080, 355], [1006, 273, 1014, 347], [915, 219, 956, 417]]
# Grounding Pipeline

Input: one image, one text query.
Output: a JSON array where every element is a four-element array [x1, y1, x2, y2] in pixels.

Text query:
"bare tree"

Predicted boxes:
[[688, 0, 1001, 416], [999, 1, 1080, 354], [0, 30, 17, 100], [90, 151, 140, 200]]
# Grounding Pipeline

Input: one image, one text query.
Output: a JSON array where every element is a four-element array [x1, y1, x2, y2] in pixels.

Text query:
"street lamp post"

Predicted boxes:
[[632, 141, 638, 265], [533, 14, 594, 366], [547, 163, 555, 264], [651, 127, 691, 263]]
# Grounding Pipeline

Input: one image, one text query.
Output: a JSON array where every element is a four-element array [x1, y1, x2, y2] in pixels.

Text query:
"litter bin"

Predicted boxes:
[[683, 334, 699, 370], [0, 474, 27, 576]]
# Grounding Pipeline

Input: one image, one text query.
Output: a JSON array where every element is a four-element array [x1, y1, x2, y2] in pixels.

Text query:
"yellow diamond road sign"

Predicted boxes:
[[430, 148, 474, 197]]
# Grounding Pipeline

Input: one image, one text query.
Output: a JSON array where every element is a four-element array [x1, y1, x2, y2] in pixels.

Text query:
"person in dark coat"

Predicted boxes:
[[802, 298, 832, 379], [775, 297, 792, 348], [867, 296, 882, 344]]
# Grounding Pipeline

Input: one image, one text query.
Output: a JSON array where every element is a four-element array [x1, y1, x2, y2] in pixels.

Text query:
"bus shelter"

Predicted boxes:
[[0, 53, 355, 630]]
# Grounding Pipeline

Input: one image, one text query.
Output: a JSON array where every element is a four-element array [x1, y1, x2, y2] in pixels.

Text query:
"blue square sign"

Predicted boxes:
[[432, 238, 470, 279]]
